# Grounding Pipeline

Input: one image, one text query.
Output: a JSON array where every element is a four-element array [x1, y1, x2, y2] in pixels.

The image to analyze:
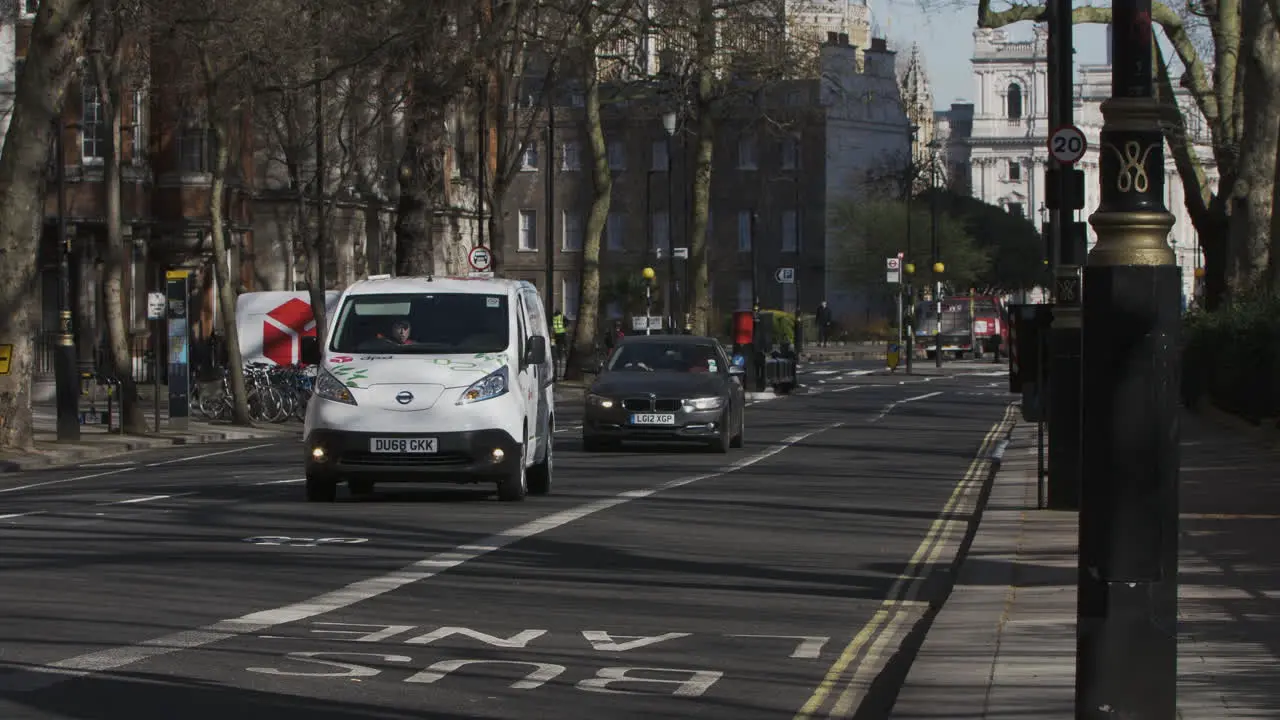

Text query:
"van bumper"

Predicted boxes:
[[304, 428, 522, 483]]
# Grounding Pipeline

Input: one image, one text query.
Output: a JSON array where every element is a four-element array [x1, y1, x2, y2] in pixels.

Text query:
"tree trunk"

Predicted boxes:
[[686, 0, 717, 336], [0, 0, 94, 450], [99, 79, 145, 433], [395, 65, 446, 276], [566, 40, 610, 381], [1229, 8, 1280, 293], [487, 192, 507, 268], [209, 120, 252, 425]]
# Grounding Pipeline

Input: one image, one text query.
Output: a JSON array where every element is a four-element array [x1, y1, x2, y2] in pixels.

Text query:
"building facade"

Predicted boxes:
[[495, 32, 911, 335], [944, 26, 1216, 303]]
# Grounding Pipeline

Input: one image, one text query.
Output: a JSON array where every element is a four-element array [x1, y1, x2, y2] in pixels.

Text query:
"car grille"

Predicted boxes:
[[621, 398, 682, 412], [339, 451, 471, 467]]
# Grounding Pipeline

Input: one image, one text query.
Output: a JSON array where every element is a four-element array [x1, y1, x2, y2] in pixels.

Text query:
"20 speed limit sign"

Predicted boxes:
[[1048, 125, 1087, 164]]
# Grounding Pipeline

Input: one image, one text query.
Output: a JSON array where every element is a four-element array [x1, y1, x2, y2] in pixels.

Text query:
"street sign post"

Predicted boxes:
[[673, 247, 689, 259], [1048, 124, 1087, 165], [146, 292, 166, 320], [468, 246, 492, 272], [886, 256, 901, 284], [774, 267, 795, 284]]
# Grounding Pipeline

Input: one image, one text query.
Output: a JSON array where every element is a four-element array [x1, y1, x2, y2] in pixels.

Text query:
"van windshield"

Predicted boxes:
[[329, 293, 510, 354]]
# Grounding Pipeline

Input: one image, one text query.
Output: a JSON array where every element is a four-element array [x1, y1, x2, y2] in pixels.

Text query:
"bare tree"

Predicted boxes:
[[87, 0, 147, 433], [0, 0, 95, 450], [976, 0, 1280, 306]]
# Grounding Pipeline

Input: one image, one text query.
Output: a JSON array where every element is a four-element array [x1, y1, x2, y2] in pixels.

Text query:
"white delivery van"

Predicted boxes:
[[299, 276, 556, 502]]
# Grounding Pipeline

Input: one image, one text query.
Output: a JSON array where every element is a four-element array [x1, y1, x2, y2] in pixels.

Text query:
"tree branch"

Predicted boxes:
[[1155, 41, 1212, 223]]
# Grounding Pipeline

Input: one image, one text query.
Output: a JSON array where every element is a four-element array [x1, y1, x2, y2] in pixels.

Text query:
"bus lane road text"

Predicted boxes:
[[245, 622, 834, 698]]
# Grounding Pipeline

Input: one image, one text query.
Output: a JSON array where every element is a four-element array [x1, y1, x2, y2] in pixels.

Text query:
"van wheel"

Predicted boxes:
[[305, 473, 337, 502], [497, 436, 528, 502], [528, 435, 552, 496]]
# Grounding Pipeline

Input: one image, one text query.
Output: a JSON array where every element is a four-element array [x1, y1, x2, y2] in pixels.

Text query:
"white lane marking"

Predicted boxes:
[[0, 420, 841, 692], [0, 468, 135, 495], [254, 478, 305, 486], [106, 492, 196, 506], [146, 443, 275, 467], [78, 461, 138, 468], [0, 512, 43, 520], [871, 391, 943, 422], [810, 370, 841, 376], [844, 370, 875, 377]]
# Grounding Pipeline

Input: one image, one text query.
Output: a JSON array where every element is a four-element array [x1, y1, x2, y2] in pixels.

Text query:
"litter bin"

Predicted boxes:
[[886, 342, 901, 372]]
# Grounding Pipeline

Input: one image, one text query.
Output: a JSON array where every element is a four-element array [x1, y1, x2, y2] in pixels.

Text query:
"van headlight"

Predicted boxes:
[[314, 370, 357, 406], [457, 366, 509, 405], [684, 396, 724, 411]]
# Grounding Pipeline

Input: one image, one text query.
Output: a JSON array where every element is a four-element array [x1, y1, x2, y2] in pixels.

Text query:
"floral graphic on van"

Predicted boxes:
[[428, 352, 509, 372], [329, 364, 371, 388]]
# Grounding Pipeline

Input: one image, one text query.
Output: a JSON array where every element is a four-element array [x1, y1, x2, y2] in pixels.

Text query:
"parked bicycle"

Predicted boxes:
[[192, 362, 315, 423]]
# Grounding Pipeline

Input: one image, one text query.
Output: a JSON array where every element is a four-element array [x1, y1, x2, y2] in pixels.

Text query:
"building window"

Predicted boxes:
[[781, 136, 800, 170], [1007, 202, 1025, 218], [606, 301, 623, 319], [1007, 159, 1021, 181], [781, 210, 798, 252], [737, 133, 758, 169], [737, 211, 752, 252], [570, 91, 585, 107], [131, 91, 146, 161], [81, 80, 106, 164], [782, 282, 797, 309], [650, 140, 668, 171], [22, 0, 38, 16], [561, 141, 581, 171], [562, 278, 581, 319], [737, 279, 753, 310], [651, 210, 670, 254], [177, 126, 217, 173], [606, 212, 625, 251], [520, 142, 538, 170], [518, 210, 537, 251], [1006, 83, 1023, 121], [562, 210, 583, 252], [608, 140, 626, 171]]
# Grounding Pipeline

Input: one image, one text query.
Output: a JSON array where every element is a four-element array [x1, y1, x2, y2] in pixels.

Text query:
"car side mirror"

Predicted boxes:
[[728, 365, 745, 380], [526, 335, 548, 366], [300, 336, 321, 365]]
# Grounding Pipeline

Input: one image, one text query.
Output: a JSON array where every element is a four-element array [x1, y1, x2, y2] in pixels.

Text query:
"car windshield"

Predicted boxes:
[[329, 292, 510, 354], [607, 343, 723, 373]]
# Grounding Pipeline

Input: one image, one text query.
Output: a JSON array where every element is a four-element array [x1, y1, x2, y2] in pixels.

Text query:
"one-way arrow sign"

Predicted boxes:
[[774, 267, 795, 284]]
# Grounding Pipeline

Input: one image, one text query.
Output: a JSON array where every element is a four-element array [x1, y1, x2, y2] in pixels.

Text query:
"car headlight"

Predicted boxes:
[[586, 393, 615, 409], [314, 369, 357, 406], [684, 396, 724, 411], [457, 366, 509, 404]]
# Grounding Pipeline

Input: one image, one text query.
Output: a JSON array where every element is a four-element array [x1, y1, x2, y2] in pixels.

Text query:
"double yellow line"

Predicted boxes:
[[794, 403, 1018, 719]]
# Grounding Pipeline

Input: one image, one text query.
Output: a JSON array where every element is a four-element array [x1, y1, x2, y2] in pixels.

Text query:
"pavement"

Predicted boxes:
[[889, 409, 1280, 718], [0, 359, 1016, 719], [0, 384, 590, 474]]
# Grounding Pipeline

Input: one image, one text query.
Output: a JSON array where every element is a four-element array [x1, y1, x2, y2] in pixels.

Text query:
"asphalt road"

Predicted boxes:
[[0, 360, 1015, 720]]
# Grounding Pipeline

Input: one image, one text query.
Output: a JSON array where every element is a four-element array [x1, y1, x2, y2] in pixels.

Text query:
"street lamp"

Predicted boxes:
[[662, 111, 677, 331], [641, 266, 656, 335], [904, 262, 915, 374], [905, 123, 919, 371], [52, 115, 80, 441]]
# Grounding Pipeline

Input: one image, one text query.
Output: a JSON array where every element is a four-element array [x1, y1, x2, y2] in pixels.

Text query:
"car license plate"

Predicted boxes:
[[630, 413, 676, 425], [370, 438, 437, 453]]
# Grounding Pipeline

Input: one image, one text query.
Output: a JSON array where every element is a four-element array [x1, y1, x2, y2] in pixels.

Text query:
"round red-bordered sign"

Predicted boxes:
[[1048, 125, 1087, 164], [468, 246, 492, 272]]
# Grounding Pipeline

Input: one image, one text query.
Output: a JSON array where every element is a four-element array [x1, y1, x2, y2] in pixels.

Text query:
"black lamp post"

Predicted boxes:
[[53, 116, 80, 441], [662, 111, 676, 331]]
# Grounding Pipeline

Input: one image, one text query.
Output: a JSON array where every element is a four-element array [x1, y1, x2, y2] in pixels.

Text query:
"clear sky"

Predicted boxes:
[[876, 0, 1112, 110]]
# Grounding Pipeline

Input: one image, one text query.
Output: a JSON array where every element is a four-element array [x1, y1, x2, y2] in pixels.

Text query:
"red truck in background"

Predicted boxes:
[[913, 294, 1009, 360]]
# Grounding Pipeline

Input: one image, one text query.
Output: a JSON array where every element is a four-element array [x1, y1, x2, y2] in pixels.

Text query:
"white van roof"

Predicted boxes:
[[345, 275, 536, 298]]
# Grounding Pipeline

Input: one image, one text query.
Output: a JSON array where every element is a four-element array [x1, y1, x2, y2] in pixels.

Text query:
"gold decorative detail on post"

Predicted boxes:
[[1088, 211, 1175, 266], [1108, 140, 1154, 193]]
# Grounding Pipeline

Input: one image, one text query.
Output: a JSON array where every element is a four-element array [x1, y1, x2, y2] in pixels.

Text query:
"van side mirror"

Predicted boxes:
[[300, 336, 321, 365], [526, 335, 548, 366]]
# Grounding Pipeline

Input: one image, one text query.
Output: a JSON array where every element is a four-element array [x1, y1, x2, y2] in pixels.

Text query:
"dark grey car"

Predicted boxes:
[[582, 335, 747, 453]]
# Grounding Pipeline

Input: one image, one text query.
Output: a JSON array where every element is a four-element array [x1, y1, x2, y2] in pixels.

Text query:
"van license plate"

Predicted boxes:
[[630, 413, 676, 425], [370, 438, 437, 453]]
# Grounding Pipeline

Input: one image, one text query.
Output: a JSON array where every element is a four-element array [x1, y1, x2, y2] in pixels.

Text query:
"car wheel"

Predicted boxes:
[[497, 432, 528, 502], [305, 473, 337, 502], [349, 479, 374, 496], [528, 433, 552, 496], [708, 413, 730, 454], [730, 409, 744, 448]]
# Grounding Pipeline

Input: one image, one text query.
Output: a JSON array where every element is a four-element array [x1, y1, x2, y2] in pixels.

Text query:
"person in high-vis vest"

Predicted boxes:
[[551, 309, 567, 378]]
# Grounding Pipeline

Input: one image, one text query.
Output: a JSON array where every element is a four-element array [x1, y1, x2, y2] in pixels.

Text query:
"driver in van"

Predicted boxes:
[[380, 319, 414, 345]]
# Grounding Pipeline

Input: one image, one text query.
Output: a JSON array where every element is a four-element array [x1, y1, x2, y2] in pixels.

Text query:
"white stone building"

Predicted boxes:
[[0, 6, 18, 150], [942, 26, 1216, 304]]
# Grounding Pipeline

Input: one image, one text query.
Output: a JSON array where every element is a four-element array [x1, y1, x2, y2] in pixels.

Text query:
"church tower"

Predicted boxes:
[[899, 44, 935, 167]]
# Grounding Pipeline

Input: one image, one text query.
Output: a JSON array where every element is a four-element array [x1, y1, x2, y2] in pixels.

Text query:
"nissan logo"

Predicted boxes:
[[395, 391, 414, 405]]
